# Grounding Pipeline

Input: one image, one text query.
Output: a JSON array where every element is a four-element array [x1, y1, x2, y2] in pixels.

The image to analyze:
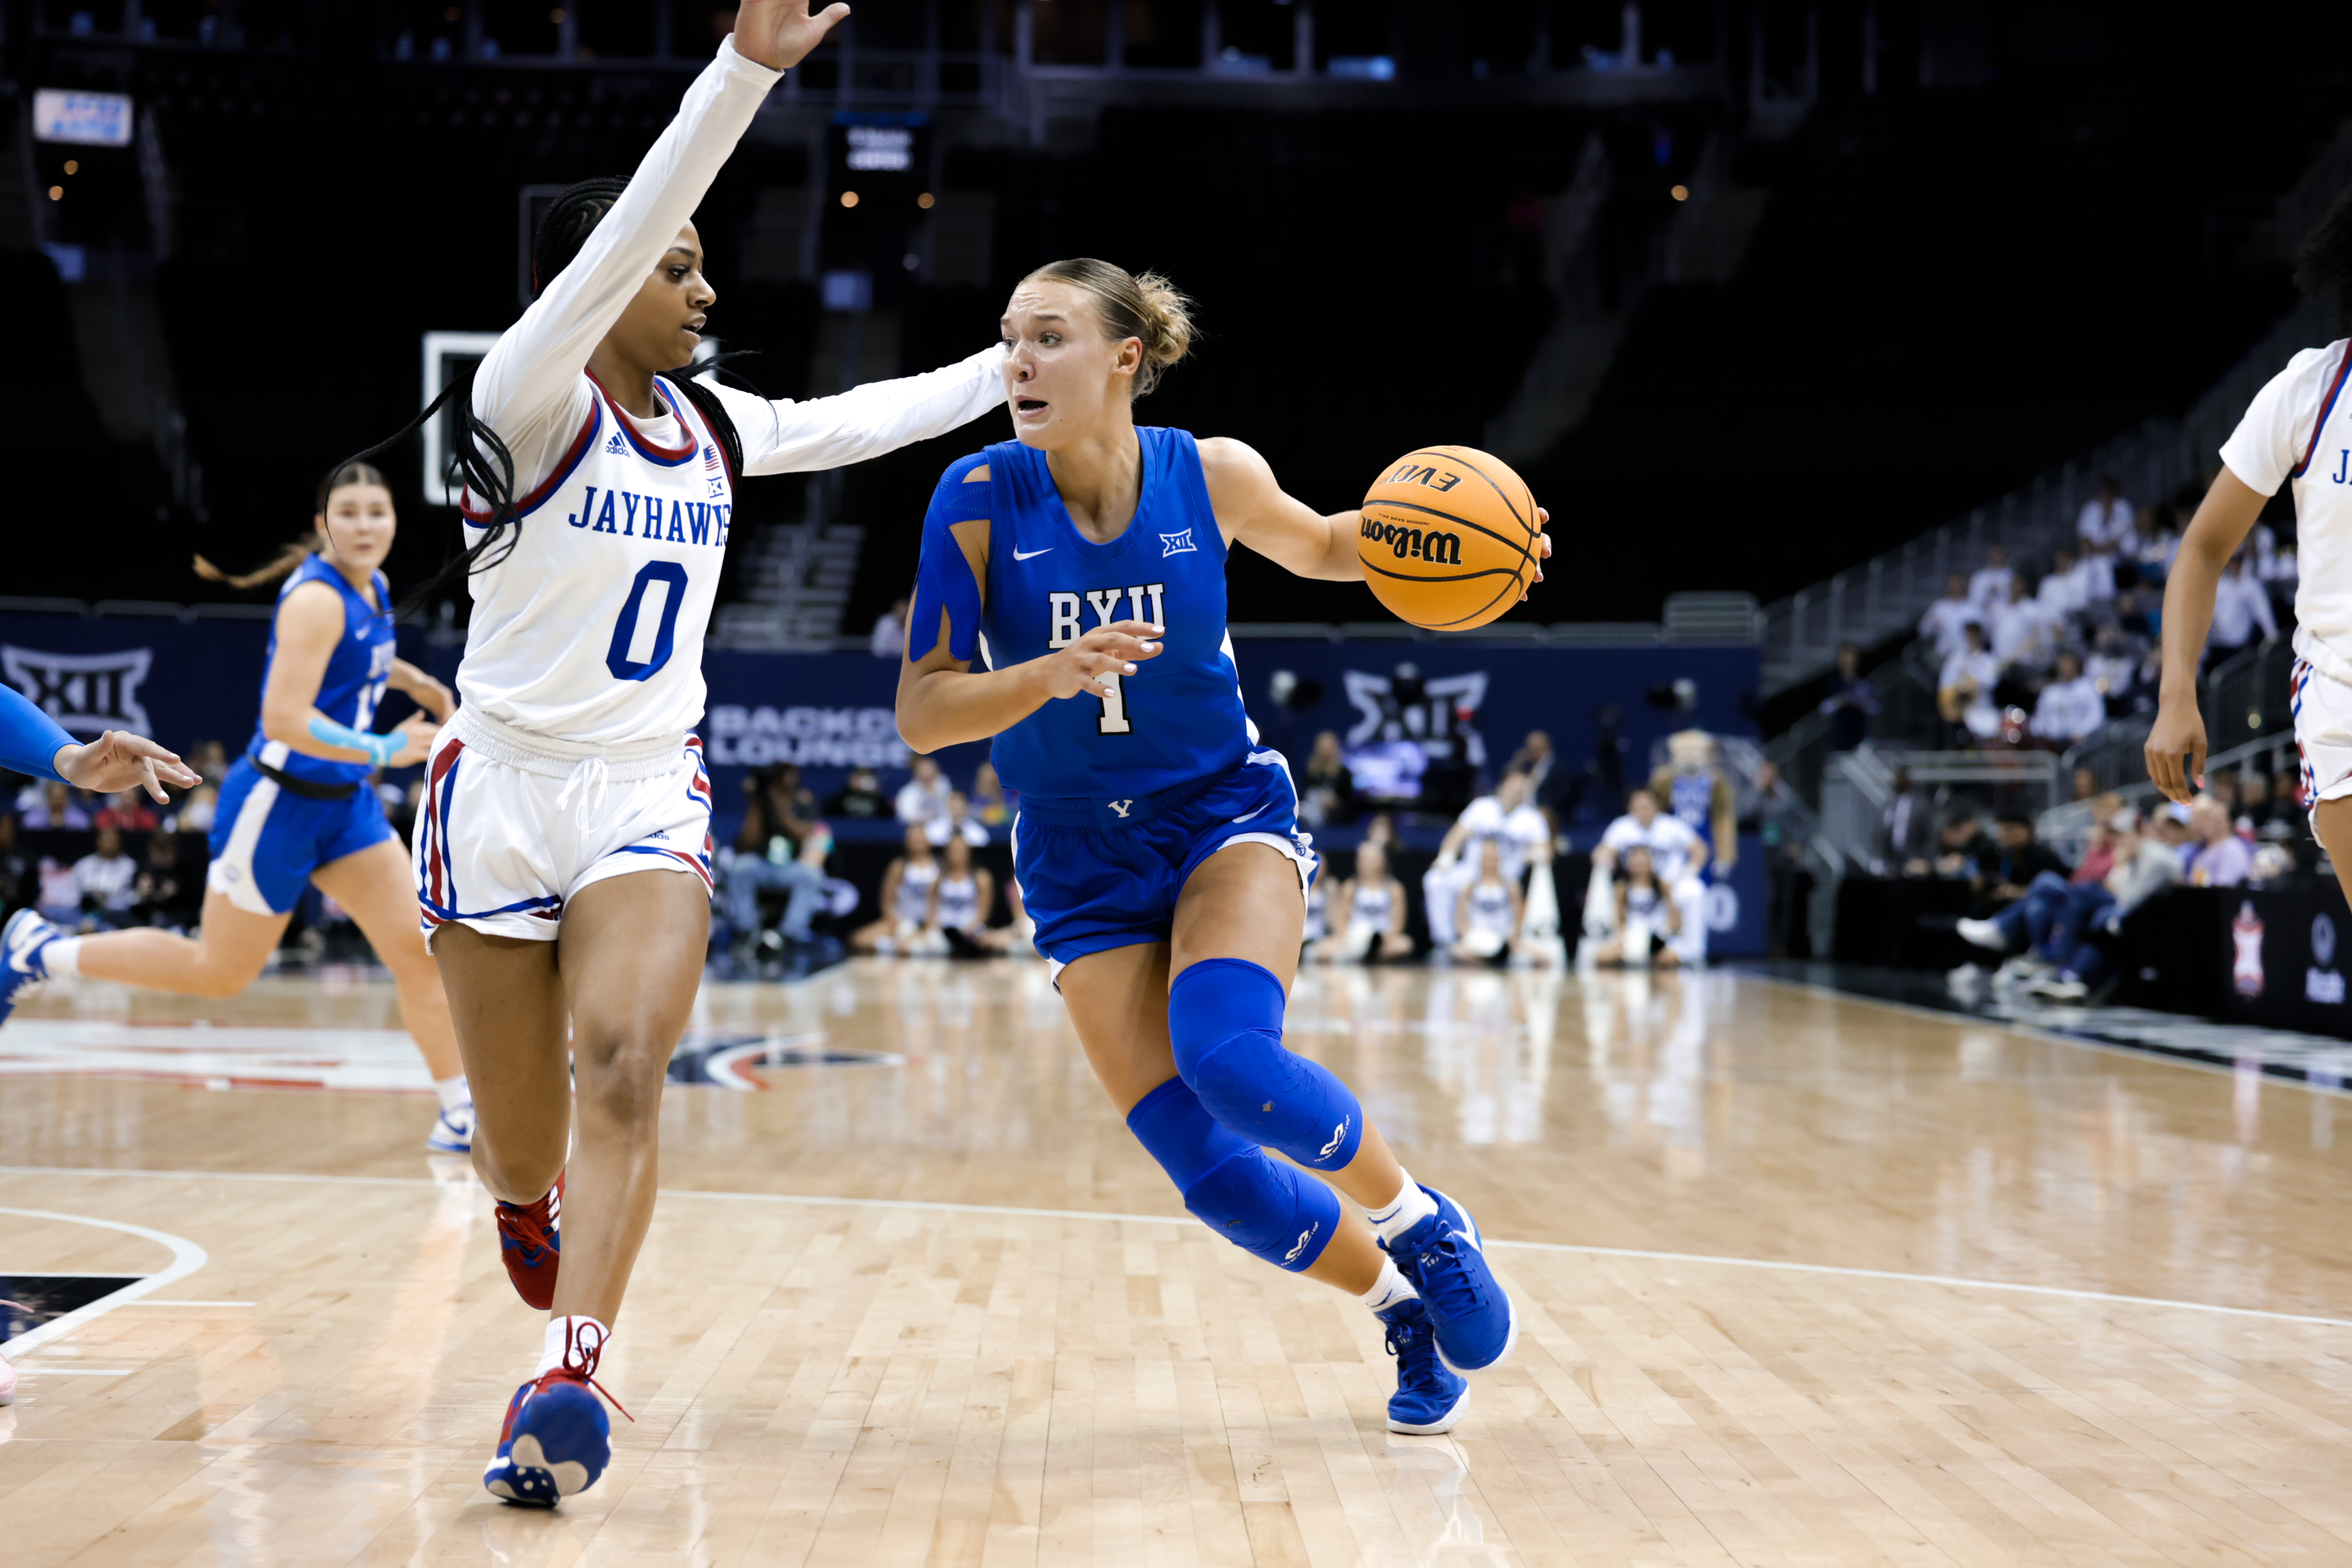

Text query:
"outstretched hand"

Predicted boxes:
[[733, 0, 851, 71], [55, 730, 202, 803]]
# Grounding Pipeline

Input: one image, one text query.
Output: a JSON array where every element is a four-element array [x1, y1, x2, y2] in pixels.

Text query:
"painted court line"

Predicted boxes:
[[0, 1206, 210, 1358], [3, 1164, 2346, 1333]]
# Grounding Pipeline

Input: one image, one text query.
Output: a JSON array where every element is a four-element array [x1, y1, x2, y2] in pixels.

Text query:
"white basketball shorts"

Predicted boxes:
[[413, 707, 714, 948], [2293, 657, 2352, 821]]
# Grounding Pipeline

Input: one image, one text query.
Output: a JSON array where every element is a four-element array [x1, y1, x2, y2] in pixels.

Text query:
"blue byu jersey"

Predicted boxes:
[[247, 555, 399, 786], [910, 428, 1256, 801]]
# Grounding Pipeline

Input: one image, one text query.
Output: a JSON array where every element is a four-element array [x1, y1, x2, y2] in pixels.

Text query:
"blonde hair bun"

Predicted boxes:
[[1026, 258, 1195, 397]]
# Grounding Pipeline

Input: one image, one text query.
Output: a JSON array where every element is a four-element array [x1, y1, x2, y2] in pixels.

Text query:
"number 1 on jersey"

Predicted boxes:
[[1095, 670, 1132, 735]]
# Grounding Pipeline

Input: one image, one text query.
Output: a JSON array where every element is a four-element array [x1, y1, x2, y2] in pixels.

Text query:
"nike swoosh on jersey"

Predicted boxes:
[[1012, 546, 1054, 560], [1230, 805, 1269, 824]]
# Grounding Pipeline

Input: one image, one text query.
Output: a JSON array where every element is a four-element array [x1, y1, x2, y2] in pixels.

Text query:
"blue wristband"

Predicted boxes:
[[308, 716, 402, 768]]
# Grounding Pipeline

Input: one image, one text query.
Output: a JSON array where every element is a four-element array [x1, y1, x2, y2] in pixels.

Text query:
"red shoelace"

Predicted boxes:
[[514, 1317, 633, 1428], [497, 1177, 563, 1261]]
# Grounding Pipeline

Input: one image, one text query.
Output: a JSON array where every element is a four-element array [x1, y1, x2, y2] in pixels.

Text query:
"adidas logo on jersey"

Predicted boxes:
[[604, 432, 628, 454]]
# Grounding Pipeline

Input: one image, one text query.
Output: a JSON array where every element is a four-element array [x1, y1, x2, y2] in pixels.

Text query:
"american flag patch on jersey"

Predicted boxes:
[[703, 444, 721, 472]]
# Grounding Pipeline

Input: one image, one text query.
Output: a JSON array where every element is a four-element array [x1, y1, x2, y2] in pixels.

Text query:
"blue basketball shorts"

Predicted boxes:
[[1012, 748, 1320, 971], [205, 756, 397, 917]]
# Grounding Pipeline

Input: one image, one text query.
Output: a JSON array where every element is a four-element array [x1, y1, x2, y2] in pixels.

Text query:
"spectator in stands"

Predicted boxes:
[[187, 740, 229, 786], [130, 833, 198, 929], [1931, 808, 1997, 884], [721, 817, 835, 952], [1955, 814, 2074, 956], [23, 781, 90, 831], [971, 762, 1015, 828], [172, 781, 219, 834], [2037, 548, 2090, 620], [1313, 839, 1412, 963], [2237, 770, 2276, 835], [0, 815, 27, 917], [1818, 643, 1877, 752], [1988, 576, 2055, 671], [35, 856, 81, 926], [96, 788, 158, 834], [2183, 796, 2253, 887], [2203, 552, 2278, 674], [1506, 729, 1556, 798], [2072, 796, 2124, 885], [1423, 769, 1549, 952], [1751, 760, 1809, 958], [722, 788, 804, 952], [825, 766, 890, 819], [869, 597, 908, 658], [1298, 730, 1358, 827], [1920, 575, 1977, 662], [1362, 812, 1399, 852], [1969, 545, 2016, 612], [894, 755, 952, 827], [2077, 475, 2133, 553], [758, 764, 819, 846], [2027, 808, 2184, 1000], [1879, 767, 1936, 874], [2031, 651, 2106, 745], [2125, 509, 2179, 583], [71, 825, 138, 930], [2084, 624, 2142, 717], [1938, 622, 2002, 743], [2071, 767, 2099, 801], [926, 790, 989, 848]]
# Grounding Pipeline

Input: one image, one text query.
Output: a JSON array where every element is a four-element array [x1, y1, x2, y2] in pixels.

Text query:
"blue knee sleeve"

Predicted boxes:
[[1168, 958, 1364, 1170], [1127, 1077, 1340, 1272]]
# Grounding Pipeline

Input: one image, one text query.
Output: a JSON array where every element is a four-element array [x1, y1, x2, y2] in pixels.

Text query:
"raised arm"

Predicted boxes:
[[1200, 435, 1551, 594], [718, 345, 1008, 476]]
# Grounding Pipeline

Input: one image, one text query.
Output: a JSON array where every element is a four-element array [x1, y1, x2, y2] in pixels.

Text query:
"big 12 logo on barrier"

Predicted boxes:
[[1, 645, 153, 736], [2306, 910, 2345, 1005]]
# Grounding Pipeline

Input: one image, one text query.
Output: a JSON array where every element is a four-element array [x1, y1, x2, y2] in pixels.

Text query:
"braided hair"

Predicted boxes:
[[335, 176, 748, 615], [2299, 186, 2352, 329]]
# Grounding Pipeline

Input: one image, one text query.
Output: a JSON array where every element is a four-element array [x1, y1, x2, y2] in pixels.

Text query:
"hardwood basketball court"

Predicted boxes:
[[2, 957, 2346, 1566]]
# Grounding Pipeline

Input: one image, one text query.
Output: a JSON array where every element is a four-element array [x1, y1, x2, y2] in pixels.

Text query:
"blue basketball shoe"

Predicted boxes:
[[0, 910, 62, 1027], [1376, 1295, 1469, 1434], [427, 1099, 474, 1155], [1381, 1186, 1517, 1374], [483, 1325, 629, 1506]]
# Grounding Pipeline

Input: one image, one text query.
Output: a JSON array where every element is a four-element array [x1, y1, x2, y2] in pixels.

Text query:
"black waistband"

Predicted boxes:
[[249, 755, 359, 801]]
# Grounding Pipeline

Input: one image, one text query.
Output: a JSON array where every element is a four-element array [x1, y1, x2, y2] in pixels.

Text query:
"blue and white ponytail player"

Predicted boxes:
[[898, 258, 1551, 1437], [0, 466, 473, 1149]]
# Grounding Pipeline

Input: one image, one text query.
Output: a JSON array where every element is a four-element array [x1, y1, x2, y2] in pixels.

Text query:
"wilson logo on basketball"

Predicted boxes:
[[1360, 517, 1464, 565]]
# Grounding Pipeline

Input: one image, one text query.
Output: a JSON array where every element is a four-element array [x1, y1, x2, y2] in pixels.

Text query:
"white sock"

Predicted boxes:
[[1359, 1257, 1418, 1314], [434, 1073, 471, 1112], [40, 937, 81, 978], [534, 1314, 609, 1377], [1363, 1172, 1439, 1246]]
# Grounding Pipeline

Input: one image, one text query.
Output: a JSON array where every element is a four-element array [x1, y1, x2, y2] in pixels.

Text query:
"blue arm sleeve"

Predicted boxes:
[[0, 684, 77, 782], [307, 716, 403, 768], [906, 454, 991, 664]]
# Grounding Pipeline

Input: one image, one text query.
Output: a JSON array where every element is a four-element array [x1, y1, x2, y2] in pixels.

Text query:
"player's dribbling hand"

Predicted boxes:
[[2144, 697, 2205, 803], [55, 730, 202, 803], [733, 0, 852, 72], [386, 714, 443, 771], [1521, 508, 1552, 602], [1039, 621, 1163, 702]]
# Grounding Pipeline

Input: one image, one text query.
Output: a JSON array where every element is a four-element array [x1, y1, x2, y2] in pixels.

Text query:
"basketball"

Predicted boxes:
[[1357, 445, 1541, 631]]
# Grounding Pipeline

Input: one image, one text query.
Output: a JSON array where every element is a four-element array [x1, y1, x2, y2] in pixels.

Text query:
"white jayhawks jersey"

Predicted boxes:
[[2221, 337, 2352, 688], [457, 375, 735, 746]]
